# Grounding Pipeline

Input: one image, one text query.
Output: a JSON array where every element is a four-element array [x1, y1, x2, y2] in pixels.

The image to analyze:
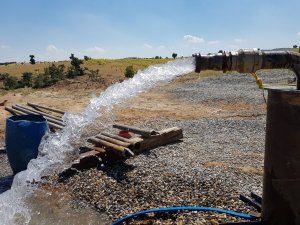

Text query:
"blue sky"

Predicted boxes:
[[1, 0, 300, 62]]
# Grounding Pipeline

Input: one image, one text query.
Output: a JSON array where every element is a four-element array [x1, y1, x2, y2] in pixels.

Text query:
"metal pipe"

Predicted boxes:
[[262, 87, 300, 225], [88, 137, 134, 156], [193, 49, 300, 224], [95, 134, 131, 148], [101, 132, 137, 144], [16, 104, 64, 122], [113, 123, 158, 137], [101, 132, 142, 149], [5, 107, 64, 130], [193, 49, 300, 89], [27, 102, 66, 115], [12, 105, 65, 127]]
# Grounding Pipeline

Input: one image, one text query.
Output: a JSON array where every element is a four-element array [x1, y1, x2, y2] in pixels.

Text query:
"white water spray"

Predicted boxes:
[[0, 58, 195, 224]]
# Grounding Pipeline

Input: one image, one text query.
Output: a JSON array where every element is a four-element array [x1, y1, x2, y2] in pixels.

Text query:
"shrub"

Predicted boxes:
[[124, 65, 136, 78], [88, 69, 102, 82], [172, 53, 177, 59], [84, 56, 91, 61], [33, 74, 46, 88], [0, 73, 10, 81], [19, 72, 33, 87], [3, 75, 19, 90], [44, 64, 65, 82]]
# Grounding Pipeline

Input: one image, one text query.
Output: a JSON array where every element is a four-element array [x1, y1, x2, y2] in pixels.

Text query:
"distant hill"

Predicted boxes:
[[0, 62, 16, 66]]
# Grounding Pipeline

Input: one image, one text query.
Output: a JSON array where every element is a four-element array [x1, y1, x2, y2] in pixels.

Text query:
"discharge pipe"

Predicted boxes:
[[193, 48, 300, 89], [194, 49, 300, 225]]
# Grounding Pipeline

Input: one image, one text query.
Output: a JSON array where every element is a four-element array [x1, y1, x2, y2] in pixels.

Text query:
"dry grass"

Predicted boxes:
[[0, 58, 227, 81], [0, 58, 174, 79], [0, 61, 71, 78]]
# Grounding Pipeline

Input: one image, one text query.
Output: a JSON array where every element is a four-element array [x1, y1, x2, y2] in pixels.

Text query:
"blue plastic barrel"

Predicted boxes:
[[5, 114, 49, 174]]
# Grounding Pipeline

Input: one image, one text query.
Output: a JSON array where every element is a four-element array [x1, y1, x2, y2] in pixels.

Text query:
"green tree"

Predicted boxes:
[[172, 53, 177, 59], [124, 65, 136, 78], [293, 45, 298, 48], [84, 56, 91, 61], [29, 55, 36, 64], [67, 54, 84, 78]]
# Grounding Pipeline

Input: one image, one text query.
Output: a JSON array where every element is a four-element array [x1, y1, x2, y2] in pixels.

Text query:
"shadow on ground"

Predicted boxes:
[[0, 175, 13, 194]]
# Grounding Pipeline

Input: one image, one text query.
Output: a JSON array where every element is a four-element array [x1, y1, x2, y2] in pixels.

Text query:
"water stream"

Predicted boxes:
[[0, 58, 195, 225]]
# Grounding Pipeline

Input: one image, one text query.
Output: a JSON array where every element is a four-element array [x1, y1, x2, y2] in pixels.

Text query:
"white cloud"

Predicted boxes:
[[42, 44, 68, 61], [143, 44, 153, 49], [297, 32, 300, 36], [234, 38, 246, 43], [183, 35, 204, 44], [46, 44, 64, 52], [208, 40, 220, 45], [0, 45, 9, 49], [85, 46, 105, 53]]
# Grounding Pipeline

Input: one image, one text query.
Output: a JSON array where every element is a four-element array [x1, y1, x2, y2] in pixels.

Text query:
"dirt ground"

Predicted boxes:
[[0, 74, 264, 141], [0, 73, 265, 142]]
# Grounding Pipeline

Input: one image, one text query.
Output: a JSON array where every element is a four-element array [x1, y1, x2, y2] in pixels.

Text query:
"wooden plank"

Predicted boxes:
[[132, 127, 183, 154]]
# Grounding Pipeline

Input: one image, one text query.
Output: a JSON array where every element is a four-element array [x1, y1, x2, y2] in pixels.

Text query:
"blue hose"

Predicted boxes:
[[111, 206, 255, 225]]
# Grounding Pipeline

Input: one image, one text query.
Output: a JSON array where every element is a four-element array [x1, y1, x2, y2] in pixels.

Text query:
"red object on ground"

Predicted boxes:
[[0, 100, 8, 106], [118, 130, 132, 139]]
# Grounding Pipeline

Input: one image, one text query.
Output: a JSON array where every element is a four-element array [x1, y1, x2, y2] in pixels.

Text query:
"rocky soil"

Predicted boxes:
[[0, 69, 296, 224], [55, 69, 295, 224]]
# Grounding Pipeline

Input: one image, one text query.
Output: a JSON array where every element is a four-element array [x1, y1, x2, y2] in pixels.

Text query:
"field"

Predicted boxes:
[[0, 58, 172, 78]]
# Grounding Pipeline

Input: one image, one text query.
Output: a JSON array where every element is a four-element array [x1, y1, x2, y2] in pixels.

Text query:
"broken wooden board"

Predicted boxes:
[[129, 127, 183, 155]]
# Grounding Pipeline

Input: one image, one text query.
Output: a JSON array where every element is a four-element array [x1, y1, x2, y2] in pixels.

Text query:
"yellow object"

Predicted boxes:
[[251, 73, 264, 89]]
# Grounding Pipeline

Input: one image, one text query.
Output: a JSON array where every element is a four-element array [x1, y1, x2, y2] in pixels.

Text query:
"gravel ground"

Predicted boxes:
[[64, 117, 264, 224], [0, 69, 296, 224], [49, 70, 298, 224], [167, 69, 294, 104]]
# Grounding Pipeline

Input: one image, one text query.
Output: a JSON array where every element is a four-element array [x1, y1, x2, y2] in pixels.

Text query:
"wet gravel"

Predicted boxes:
[[0, 141, 13, 194], [0, 140, 12, 178], [58, 70, 295, 224], [0, 153, 12, 177]]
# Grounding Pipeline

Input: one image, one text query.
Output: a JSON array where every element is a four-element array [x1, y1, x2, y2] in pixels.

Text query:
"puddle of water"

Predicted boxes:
[[28, 187, 110, 225]]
